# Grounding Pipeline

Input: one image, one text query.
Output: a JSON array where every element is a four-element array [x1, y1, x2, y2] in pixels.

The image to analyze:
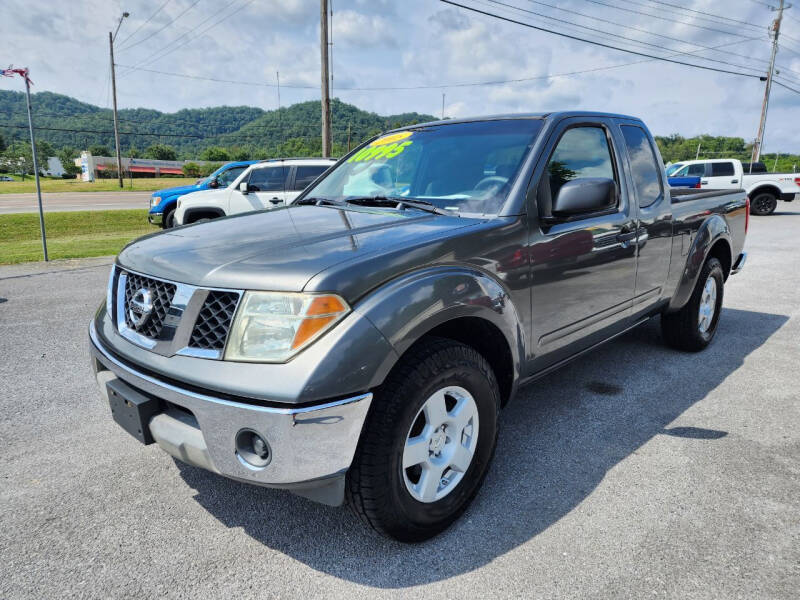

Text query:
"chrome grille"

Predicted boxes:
[[189, 291, 241, 351], [123, 272, 176, 339]]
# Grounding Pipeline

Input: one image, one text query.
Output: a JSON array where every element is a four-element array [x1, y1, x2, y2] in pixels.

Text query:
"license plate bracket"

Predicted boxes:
[[106, 378, 161, 445]]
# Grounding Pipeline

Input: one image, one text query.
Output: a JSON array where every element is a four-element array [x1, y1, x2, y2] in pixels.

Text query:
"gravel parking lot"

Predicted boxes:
[[1, 206, 798, 599]]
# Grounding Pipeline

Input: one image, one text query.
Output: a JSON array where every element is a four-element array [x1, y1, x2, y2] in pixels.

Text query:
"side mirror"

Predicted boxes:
[[239, 181, 249, 194], [552, 177, 616, 217], [209, 178, 219, 189]]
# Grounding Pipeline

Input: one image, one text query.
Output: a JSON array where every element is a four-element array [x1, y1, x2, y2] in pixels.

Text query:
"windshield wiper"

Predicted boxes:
[[345, 196, 453, 216], [295, 197, 345, 207]]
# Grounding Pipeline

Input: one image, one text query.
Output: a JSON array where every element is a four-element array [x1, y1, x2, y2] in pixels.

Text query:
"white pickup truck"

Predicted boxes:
[[175, 158, 335, 225], [666, 158, 800, 215]]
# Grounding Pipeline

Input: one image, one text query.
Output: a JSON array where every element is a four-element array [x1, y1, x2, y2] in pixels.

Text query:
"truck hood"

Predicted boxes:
[[152, 183, 202, 198], [117, 205, 478, 294]]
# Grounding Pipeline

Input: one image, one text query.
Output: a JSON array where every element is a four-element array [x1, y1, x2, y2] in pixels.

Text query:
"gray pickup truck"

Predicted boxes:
[[89, 112, 747, 541]]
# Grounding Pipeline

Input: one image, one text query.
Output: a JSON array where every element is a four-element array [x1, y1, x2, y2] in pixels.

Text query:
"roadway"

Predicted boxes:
[[1, 207, 798, 598], [0, 191, 150, 214]]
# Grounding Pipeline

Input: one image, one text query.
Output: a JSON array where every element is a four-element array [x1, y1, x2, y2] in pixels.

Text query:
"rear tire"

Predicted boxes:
[[661, 257, 724, 352], [346, 337, 500, 542], [749, 192, 777, 215]]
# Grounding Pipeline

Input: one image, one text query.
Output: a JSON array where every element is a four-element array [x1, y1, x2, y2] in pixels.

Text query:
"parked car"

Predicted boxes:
[[666, 158, 800, 215], [89, 112, 747, 542], [0, 175, 15, 181], [148, 160, 258, 228], [174, 158, 335, 225]]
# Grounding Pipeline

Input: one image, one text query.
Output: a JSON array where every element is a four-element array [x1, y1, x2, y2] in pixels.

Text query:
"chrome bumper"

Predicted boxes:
[[89, 321, 372, 505], [147, 212, 163, 225], [731, 252, 747, 275]]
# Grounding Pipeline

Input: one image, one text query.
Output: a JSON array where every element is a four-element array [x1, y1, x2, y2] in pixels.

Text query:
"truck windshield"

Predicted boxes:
[[306, 119, 543, 215]]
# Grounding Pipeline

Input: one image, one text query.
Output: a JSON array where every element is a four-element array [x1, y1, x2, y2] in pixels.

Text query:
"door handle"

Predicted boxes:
[[731, 179, 738, 184], [269, 197, 282, 204]]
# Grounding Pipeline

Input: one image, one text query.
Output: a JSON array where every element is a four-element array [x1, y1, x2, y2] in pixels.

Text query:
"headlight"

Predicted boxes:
[[151, 195, 161, 207], [224, 292, 349, 362]]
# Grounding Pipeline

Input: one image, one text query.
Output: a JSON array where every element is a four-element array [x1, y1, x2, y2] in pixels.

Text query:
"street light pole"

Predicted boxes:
[[109, 12, 128, 188]]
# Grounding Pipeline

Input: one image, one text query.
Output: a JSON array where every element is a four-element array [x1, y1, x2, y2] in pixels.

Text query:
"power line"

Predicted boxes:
[[116, 0, 173, 47], [483, 0, 769, 76], [774, 79, 800, 94], [621, 0, 765, 30], [120, 0, 256, 77], [522, 0, 773, 67], [118, 0, 202, 52], [119, 0, 239, 75], [441, 1, 768, 79], [576, 0, 754, 37], [0, 123, 202, 138]]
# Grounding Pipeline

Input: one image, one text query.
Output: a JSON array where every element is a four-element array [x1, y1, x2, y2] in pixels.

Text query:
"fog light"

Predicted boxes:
[[235, 429, 271, 468]]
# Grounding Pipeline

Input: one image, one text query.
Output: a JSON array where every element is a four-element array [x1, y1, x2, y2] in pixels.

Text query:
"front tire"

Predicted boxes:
[[346, 338, 500, 542], [661, 257, 724, 352], [750, 192, 777, 216], [163, 208, 176, 228]]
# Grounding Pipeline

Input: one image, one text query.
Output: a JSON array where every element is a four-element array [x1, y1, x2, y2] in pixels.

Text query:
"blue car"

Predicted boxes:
[[148, 161, 258, 228]]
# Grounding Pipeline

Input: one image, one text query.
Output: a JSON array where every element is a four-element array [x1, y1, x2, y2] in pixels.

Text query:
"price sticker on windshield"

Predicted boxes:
[[348, 131, 414, 163]]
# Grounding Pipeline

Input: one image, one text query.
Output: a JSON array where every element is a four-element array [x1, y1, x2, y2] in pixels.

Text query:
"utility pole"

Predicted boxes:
[[695, 142, 701, 159], [347, 122, 351, 152], [277, 70, 283, 151], [21, 69, 48, 261], [751, 0, 788, 165], [109, 12, 128, 188], [320, 0, 332, 157]]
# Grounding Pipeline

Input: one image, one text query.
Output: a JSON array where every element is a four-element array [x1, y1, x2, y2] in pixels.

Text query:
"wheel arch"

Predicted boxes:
[[747, 183, 780, 200], [182, 206, 226, 224], [355, 266, 523, 407], [666, 216, 732, 312]]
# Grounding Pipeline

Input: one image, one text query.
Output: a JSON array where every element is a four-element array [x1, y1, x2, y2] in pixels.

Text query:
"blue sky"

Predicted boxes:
[[3, 0, 800, 152]]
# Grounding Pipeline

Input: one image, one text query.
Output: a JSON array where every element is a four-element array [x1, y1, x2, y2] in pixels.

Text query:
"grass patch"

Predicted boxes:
[[0, 176, 196, 194], [0, 210, 158, 264]]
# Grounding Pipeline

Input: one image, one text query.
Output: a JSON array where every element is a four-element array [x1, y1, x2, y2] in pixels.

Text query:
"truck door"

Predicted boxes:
[[229, 164, 288, 214], [616, 121, 672, 315], [702, 161, 739, 189], [529, 118, 637, 365]]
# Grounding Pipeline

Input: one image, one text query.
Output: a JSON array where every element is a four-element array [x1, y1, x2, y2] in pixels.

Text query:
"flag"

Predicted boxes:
[[0, 66, 33, 85]]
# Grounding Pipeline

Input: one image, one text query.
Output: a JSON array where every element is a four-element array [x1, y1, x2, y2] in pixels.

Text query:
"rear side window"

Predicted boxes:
[[711, 162, 735, 177], [248, 166, 287, 192], [620, 125, 662, 208], [546, 126, 616, 200], [292, 165, 329, 191]]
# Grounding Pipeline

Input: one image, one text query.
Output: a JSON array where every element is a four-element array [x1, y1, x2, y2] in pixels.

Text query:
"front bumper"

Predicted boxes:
[[147, 212, 163, 225], [89, 321, 372, 505]]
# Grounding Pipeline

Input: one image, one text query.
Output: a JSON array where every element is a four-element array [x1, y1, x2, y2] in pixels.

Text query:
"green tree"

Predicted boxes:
[[0, 132, 6, 152], [56, 147, 82, 178], [200, 146, 230, 161], [88, 144, 113, 156], [182, 162, 202, 177], [127, 147, 141, 158], [144, 144, 177, 161]]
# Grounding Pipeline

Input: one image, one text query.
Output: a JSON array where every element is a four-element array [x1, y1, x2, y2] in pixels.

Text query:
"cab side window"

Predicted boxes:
[[620, 125, 662, 208], [546, 127, 616, 200]]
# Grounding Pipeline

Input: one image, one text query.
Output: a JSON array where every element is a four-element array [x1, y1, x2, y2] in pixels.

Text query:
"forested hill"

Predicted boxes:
[[0, 90, 436, 159]]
